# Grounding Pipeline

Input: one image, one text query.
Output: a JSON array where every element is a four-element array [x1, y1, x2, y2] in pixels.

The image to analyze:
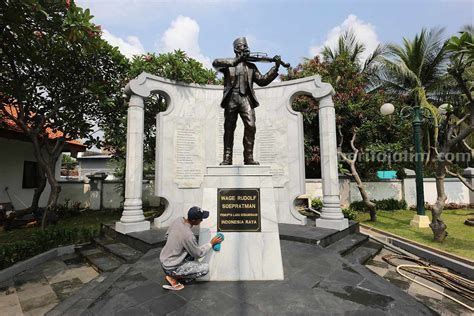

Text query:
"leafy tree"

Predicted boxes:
[[282, 31, 408, 221], [101, 50, 219, 181], [426, 27, 474, 241], [0, 0, 129, 228], [377, 27, 473, 241]]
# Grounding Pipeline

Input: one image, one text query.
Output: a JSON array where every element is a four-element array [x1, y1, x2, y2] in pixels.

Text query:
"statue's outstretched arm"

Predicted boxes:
[[212, 58, 240, 71], [253, 65, 279, 87]]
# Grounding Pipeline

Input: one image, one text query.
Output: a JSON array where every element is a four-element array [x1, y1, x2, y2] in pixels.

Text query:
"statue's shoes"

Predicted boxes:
[[244, 160, 260, 165], [220, 160, 232, 165]]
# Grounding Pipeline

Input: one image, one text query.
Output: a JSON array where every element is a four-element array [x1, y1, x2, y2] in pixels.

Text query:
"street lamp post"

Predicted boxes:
[[380, 99, 431, 228]]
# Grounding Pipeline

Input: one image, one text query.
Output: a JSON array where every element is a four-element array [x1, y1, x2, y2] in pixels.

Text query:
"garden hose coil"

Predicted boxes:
[[383, 254, 474, 312]]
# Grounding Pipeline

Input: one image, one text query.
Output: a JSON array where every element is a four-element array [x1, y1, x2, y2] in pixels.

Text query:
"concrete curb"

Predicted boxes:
[[0, 245, 75, 283], [360, 224, 473, 279]]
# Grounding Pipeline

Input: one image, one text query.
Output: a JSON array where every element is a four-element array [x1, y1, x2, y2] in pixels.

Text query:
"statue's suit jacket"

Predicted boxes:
[[213, 58, 279, 109]]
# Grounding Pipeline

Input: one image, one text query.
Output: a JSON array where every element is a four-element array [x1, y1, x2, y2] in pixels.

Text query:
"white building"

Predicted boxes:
[[0, 123, 85, 210]]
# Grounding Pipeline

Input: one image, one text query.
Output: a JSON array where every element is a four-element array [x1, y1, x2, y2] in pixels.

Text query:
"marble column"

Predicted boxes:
[[315, 95, 348, 230], [116, 94, 150, 234]]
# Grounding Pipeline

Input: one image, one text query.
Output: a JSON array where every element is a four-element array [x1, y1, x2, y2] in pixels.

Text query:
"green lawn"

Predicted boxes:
[[358, 209, 474, 260]]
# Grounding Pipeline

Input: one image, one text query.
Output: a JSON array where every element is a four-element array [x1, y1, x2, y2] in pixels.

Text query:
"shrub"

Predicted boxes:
[[311, 198, 323, 211], [375, 198, 407, 211], [349, 201, 367, 212], [350, 199, 407, 212], [0, 227, 98, 270], [55, 199, 83, 219], [342, 208, 358, 220]]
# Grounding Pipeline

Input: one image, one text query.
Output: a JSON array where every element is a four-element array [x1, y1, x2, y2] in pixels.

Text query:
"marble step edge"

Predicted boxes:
[[76, 245, 122, 273], [343, 240, 384, 265], [101, 222, 164, 253], [326, 232, 369, 255], [47, 265, 131, 316], [93, 236, 144, 263]]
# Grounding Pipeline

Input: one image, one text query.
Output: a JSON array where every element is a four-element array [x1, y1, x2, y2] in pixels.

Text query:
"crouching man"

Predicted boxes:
[[160, 206, 222, 290]]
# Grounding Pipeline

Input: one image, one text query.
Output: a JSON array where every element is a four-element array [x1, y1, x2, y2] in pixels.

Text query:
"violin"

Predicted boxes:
[[244, 52, 291, 68]]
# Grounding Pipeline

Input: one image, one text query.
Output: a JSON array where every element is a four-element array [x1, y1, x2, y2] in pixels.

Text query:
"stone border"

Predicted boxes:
[[0, 245, 75, 283], [360, 224, 473, 279]]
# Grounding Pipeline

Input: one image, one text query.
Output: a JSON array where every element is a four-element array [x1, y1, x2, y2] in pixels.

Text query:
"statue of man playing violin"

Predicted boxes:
[[213, 37, 282, 165]]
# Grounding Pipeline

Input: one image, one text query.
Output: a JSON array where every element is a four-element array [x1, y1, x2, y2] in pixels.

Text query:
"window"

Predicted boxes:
[[22, 161, 40, 188]]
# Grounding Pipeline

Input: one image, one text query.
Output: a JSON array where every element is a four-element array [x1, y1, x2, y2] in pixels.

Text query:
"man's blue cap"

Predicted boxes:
[[187, 206, 209, 220]]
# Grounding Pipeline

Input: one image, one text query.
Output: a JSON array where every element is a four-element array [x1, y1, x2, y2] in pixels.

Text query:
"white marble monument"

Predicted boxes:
[[198, 166, 284, 280], [115, 73, 348, 234]]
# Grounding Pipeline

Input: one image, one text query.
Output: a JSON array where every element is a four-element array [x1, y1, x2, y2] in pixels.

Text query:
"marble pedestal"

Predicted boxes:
[[198, 166, 284, 281]]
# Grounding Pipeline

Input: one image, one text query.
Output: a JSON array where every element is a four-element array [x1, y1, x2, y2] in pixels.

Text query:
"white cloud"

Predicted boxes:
[[101, 29, 145, 59], [309, 14, 379, 64], [159, 15, 212, 68]]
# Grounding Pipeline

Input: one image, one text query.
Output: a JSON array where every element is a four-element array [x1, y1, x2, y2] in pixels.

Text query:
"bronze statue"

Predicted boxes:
[[213, 37, 286, 165]]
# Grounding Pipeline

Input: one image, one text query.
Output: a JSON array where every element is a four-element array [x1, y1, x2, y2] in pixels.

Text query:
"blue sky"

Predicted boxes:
[[76, 0, 473, 71]]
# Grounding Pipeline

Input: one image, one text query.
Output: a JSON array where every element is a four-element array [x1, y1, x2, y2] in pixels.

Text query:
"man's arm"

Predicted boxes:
[[212, 57, 242, 71], [182, 234, 212, 259], [253, 55, 281, 86]]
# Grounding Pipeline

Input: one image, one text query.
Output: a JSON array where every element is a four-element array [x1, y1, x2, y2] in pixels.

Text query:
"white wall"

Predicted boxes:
[[404, 178, 470, 206], [349, 180, 403, 202], [304, 176, 472, 207], [0, 138, 61, 210], [57, 180, 161, 209]]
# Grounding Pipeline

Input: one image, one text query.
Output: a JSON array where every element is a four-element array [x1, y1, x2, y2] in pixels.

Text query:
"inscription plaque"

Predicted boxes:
[[218, 188, 261, 232]]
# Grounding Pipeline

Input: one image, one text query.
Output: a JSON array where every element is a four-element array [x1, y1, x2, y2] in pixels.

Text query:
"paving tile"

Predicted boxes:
[[0, 288, 22, 316], [41, 259, 67, 279], [47, 265, 98, 284], [366, 259, 389, 269], [408, 282, 444, 301], [413, 276, 445, 294], [50, 277, 84, 301], [116, 305, 153, 316], [124, 281, 169, 304], [142, 292, 189, 315], [383, 271, 411, 291], [87, 292, 137, 315], [165, 303, 209, 316], [366, 264, 388, 277], [15, 279, 51, 296], [19, 291, 59, 312], [13, 268, 47, 287], [23, 302, 57, 316]]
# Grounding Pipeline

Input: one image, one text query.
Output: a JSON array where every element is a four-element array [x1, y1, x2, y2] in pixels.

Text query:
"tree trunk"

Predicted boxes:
[[430, 160, 448, 242], [30, 168, 46, 211], [350, 161, 377, 221], [41, 160, 61, 229]]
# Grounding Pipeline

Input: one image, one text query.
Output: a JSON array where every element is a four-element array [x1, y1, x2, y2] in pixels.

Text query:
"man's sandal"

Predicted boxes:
[[162, 284, 184, 291], [163, 276, 184, 291]]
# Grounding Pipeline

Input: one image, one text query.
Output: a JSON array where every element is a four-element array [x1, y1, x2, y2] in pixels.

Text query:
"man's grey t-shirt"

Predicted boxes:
[[160, 217, 212, 269]]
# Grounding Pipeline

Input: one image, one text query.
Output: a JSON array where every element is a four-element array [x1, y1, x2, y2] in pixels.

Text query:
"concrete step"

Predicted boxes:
[[93, 236, 143, 263], [326, 232, 368, 255], [343, 240, 383, 265], [76, 244, 122, 273]]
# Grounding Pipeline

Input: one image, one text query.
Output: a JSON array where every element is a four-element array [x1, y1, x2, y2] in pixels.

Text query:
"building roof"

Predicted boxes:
[[0, 105, 86, 152]]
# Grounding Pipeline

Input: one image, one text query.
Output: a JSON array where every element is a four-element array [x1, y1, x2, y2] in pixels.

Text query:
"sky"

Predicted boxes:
[[76, 0, 473, 72]]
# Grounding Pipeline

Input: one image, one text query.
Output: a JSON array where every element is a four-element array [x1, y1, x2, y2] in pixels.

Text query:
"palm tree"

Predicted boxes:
[[376, 28, 472, 241], [322, 29, 386, 73]]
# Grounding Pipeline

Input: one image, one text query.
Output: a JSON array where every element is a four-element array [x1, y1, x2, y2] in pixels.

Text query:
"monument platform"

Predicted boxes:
[[51, 221, 436, 315]]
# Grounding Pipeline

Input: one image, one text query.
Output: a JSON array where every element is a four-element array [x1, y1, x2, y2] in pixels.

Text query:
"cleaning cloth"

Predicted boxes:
[[212, 232, 225, 251]]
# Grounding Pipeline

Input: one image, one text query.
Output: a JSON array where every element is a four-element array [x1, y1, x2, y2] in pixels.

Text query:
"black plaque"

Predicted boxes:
[[218, 188, 261, 232]]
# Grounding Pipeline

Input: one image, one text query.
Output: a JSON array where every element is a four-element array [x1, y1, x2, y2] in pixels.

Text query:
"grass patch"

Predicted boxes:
[[358, 209, 474, 260]]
